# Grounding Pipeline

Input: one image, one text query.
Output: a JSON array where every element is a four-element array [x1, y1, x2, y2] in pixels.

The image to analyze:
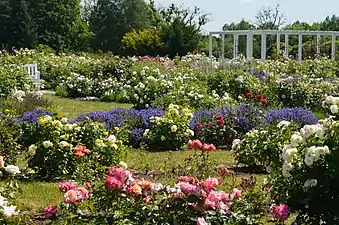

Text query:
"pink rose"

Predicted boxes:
[[43, 205, 57, 217], [273, 204, 289, 221], [188, 140, 195, 149], [231, 188, 242, 199], [196, 217, 208, 225], [59, 181, 76, 192], [0, 156, 4, 169], [64, 189, 78, 203]]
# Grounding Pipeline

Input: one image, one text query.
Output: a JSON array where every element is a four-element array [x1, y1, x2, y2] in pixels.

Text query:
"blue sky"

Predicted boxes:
[[155, 0, 339, 33]]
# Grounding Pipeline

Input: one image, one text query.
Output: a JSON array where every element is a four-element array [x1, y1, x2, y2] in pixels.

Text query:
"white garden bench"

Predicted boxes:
[[22, 63, 41, 90]]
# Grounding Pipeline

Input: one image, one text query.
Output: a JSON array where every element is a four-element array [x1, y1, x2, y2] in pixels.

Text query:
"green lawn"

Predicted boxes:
[[43, 93, 132, 119]]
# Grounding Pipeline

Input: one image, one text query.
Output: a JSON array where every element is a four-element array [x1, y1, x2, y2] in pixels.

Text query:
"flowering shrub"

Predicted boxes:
[[234, 121, 299, 170], [0, 156, 21, 218], [322, 95, 339, 120], [45, 165, 271, 224], [268, 118, 339, 224], [143, 104, 194, 151], [192, 105, 265, 148], [21, 116, 127, 179]]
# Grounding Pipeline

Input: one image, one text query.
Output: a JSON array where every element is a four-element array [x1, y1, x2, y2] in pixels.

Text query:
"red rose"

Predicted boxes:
[[197, 124, 204, 129], [261, 99, 268, 105], [215, 113, 222, 119], [217, 119, 225, 126], [256, 94, 264, 100], [246, 92, 254, 98], [209, 124, 215, 129]]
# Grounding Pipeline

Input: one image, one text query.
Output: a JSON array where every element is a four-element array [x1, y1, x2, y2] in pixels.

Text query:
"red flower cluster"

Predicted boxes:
[[245, 92, 269, 105], [197, 114, 225, 131], [73, 145, 91, 158], [188, 140, 216, 152]]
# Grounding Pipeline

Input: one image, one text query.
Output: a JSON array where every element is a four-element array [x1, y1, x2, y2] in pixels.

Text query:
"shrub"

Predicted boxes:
[[22, 116, 127, 179], [0, 66, 33, 98], [234, 121, 299, 170], [143, 104, 194, 151], [269, 118, 339, 224], [122, 28, 165, 57]]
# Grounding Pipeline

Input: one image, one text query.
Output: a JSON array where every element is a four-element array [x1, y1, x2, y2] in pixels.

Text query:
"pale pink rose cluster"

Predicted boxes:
[[104, 167, 163, 201], [59, 181, 89, 204]]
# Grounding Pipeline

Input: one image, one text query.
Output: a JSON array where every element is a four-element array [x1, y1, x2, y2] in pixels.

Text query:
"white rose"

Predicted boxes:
[[161, 136, 166, 141], [143, 129, 150, 136], [330, 104, 339, 114], [277, 120, 290, 128], [290, 134, 303, 147], [107, 135, 116, 144], [42, 141, 53, 148], [59, 141, 69, 148], [303, 179, 318, 190], [4, 165, 20, 175], [282, 148, 298, 163], [171, 125, 178, 133], [325, 96, 334, 104], [28, 145, 37, 156], [119, 161, 128, 169], [2, 205, 17, 217]]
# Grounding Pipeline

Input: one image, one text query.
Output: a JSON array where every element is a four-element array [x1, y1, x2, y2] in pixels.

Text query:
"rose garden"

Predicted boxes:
[[0, 49, 338, 224]]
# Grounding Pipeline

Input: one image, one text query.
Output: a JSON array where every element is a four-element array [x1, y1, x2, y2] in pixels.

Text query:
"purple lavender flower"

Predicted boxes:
[[15, 108, 53, 124], [265, 108, 318, 127]]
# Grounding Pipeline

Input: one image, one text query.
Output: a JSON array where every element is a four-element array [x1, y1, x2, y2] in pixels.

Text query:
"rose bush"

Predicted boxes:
[[20, 116, 127, 179], [143, 104, 194, 151]]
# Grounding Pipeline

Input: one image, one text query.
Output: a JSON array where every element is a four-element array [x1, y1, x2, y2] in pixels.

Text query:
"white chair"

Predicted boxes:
[[22, 63, 41, 90]]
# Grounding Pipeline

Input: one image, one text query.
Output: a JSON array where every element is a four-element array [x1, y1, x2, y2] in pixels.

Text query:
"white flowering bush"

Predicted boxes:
[[21, 116, 127, 179], [268, 118, 339, 224], [322, 95, 339, 119], [234, 121, 299, 171], [0, 157, 21, 219], [143, 104, 194, 151]]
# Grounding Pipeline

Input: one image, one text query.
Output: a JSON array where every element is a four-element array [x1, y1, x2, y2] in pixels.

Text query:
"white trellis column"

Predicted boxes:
[[276, 34, 280, 56], [298, 34, 303, 62], [261, 34, 267, 61], [233, 34, 239, 58], [284, 34, 289, 57], [221, 33, 225, 60], [209, 32, 213, 58], [247, 30, 253, 60], [332, 34, 336, 60], [316, 35, 321, 54]]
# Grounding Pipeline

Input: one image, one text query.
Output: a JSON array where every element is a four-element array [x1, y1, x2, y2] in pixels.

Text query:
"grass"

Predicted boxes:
[[43, 93, 132, 119]]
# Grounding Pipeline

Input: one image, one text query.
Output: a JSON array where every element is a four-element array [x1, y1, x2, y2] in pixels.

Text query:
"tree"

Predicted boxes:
[[0, 0, 11, 48], [27, 0, 89, 51], [159, 4, 209, 57], [255, 4, 286, 29], [8, 0, 36, 48], [89, 0, 153, 53]]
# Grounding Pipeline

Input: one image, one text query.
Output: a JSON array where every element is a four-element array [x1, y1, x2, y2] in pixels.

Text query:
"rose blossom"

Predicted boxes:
[[196, 217, 207, 225], [0, 156, 4, 169], [273, 204, 289, 221]]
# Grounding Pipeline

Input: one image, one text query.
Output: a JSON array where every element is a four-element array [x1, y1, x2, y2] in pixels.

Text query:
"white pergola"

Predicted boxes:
[[209, 30, 339, 62]]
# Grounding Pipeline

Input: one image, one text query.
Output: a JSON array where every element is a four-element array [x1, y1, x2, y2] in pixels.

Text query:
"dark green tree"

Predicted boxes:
[[27, 0, 89, 51], [160, 4, 209, 57], [89, 0, 152, 53], [8, 0, 36, 48], [0, 0, 11, 48]]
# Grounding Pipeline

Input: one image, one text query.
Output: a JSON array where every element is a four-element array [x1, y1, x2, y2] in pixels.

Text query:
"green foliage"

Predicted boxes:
[[143, 104, 194, 151], [0, 66, 32, 98], [234, 122, 299, 170], [22, 117, 127, 179], [8, 0, 36, 49], [89, 0, 153, 53], [122, 28, 165, 56]]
